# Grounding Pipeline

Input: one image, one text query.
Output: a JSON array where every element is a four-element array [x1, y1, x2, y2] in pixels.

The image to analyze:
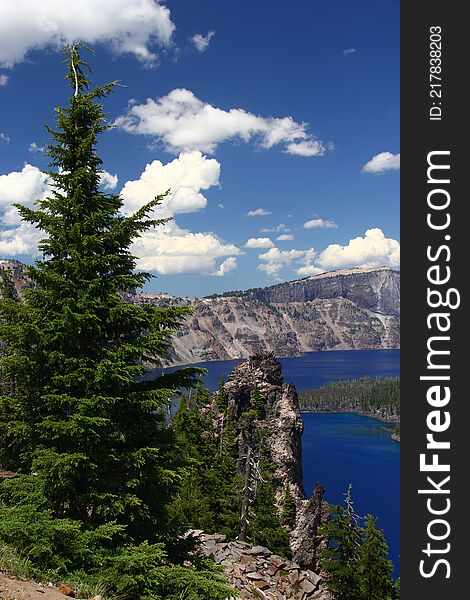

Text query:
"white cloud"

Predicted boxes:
[[260, 223, 290, 233], [343, 48, 356, 55], [247, 208, 272, 217], [216, 256, 237, 276], [0, 132, 10, 143], [120, 151, 220, 217], [133, 223, 242, 276], [99, 171, 118, 190], [285, 140, 325, 157], [296, 264, 324, 277], [258, 246, 316, 278], [119, 151, 241, 276], [0, 0, 175, 68], [217, 203, 224, 209], [191, 31, 215, 52], [304, 218, 338, 229], [316, 228, 400, 270], [28, 142, 44, 154], [276, 234, 294, 241], [0, 154, 240, 277], [0, 222, 43, 257], [245, 237, 274, 249], [0, 74, 8, 85], [362, 152, 400, 174], [0, 164, 52, 255], [115, 88, 327, 155], [0, 163, 51, 226]]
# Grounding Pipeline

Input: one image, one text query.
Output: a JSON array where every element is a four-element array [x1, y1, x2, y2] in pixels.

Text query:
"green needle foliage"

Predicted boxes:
[[320, 488, 399, 600], [0, 43, 231, 599], [170, 382, 242, 539], [359, 515, 396, 600], [282, 484, 297, 528]]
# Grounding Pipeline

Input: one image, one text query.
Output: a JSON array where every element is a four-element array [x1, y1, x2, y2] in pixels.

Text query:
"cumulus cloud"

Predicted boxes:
[[343, 48, 356, 55], [0, 132, 10, 143], [120, 151, 220, 217], [119, 151, 241, 276], [99, 171, 118, 190], [0, 222, 43, 257], [285, 140, 325, 157], [258, 247, 316, 278], [191, 31, 215, 52], [216, 256, 237, 276], [0, 164, 52, 254], [362, 152, 400, 174], [316, 228, 400, 270], [0, 163, 51, 226], [0, 154, 240, 277], [115, 88, 327, 155], [0, 0, 175, 68], [245, 237, 274, 249], [133, 223, 241, 276], [304, 218, 338, 229], [0, 74, 8, 85], [276, 234, 294, 241]]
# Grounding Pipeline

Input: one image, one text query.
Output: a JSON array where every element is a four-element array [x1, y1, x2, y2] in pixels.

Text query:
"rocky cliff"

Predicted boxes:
[[208, 353, 329, 575], [135, 267, 400, 365], [1, 260, 400, 366]]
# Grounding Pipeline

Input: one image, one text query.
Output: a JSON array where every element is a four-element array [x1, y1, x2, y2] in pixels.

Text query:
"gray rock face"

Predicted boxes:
[[0, 259, 36, 297], [3, 262, 400, 366], [253, 267, 400, 316], [213, 353, 329, 572], [134, 267, 400, 366]]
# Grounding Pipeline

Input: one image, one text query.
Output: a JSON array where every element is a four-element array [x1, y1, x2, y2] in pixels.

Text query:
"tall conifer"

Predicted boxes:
[[0, 44, 230, 598]]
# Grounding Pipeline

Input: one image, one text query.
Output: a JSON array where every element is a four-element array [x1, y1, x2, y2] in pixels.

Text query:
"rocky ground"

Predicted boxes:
[[198, 532, 332, 599]]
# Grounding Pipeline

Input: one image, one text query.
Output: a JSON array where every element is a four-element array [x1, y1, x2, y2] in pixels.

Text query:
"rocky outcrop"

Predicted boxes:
[[134, 267, 400, 366], [196, 532, 332, 600], [251, 267, 400, 316], [0, 259, 35, 298], [211, 353, 329, 573]]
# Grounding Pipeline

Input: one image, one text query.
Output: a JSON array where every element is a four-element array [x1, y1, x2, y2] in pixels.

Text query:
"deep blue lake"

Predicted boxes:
[[164, 349, 400, 575]]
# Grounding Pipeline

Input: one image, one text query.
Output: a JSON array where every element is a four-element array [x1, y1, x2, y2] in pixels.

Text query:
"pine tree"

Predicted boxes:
[[0, 44, 230, 598], [252, 385, 265, 419], [358, 515, 396, 600], [248, 463, 291, 558], [282, 484, 297, 528], [171, 384, 241, 539], [320, 489, 363, 600]]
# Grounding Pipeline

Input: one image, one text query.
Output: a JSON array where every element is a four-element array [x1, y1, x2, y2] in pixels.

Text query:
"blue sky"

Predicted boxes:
[[0, 0, 399, 296]]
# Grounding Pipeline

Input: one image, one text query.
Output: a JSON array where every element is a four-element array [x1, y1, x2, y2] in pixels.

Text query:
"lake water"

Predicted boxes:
[[164, 349, 400, 574], [167, 349, 400, 391]]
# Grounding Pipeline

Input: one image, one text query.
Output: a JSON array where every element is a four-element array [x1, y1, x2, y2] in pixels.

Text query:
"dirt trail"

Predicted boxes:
[[0, 574, 70, 600]]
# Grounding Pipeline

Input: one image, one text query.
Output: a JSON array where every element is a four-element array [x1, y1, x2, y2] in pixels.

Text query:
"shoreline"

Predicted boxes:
[[301, 409, 400, 441]]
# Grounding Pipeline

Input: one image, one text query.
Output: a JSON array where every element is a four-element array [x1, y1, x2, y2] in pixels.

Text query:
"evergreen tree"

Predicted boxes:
[[282, 484, 297, 528], [215, 377, 228, 411], [248, 464, 291, 558], [358, 515, 396, 600], [320, 500, 362, 600], [170, 385, 241, 539], [0, 44, 230, 598], [252, 385, 265, 419], [0, 270, 17, 300]]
